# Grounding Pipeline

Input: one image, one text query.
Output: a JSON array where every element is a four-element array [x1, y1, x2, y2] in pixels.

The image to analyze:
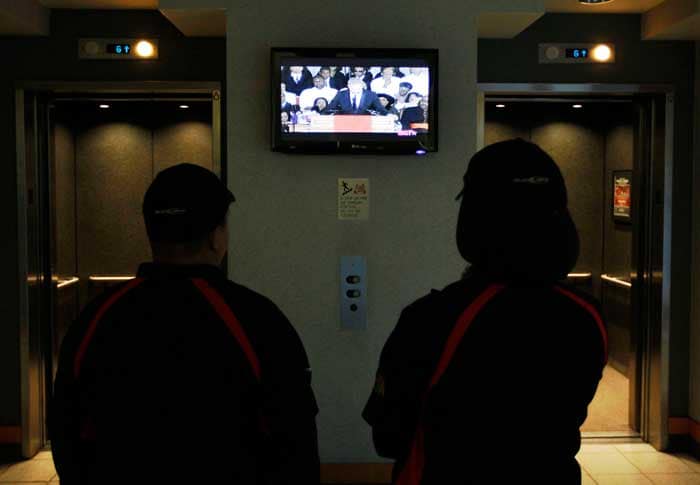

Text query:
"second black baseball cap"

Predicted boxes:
[[143, 163, 235, 243]]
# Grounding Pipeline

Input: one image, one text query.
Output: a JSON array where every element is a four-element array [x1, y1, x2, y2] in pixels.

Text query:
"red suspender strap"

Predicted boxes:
[[554, 286, 608, 364], [395, 284, 506, 485], [73, 278, 144, 379], [191, 278, 262, 382]]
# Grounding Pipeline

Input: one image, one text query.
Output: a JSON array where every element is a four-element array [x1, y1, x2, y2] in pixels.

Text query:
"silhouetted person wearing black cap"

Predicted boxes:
[[51, 163, 320, 485], [363, 139, 608, 485]]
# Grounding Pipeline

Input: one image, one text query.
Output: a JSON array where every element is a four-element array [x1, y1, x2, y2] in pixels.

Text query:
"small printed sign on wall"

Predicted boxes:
[[338, 178, 369, 220]]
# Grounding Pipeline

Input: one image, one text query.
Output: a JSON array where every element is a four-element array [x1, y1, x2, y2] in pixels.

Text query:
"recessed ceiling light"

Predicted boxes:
[[573, 104, 583, 109], [179, 104, 190, 109], [579, 0, 615, 5], [135, 40, 155, 58], [496, 104, 506, 108], [99, 104, 110, 109]]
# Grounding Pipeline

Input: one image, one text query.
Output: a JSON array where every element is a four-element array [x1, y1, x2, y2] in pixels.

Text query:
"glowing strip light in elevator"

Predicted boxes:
[[573, 104, 583, 109], [601, 274, 632, 288], [89, 276, 136, 282], [496, 104, 506, 108], [579, 0, 614, 4], [99, 104, 110, 109], [57, 277, 80, 289], [179, 104, 190, 109], [567, 273, 593, 279]]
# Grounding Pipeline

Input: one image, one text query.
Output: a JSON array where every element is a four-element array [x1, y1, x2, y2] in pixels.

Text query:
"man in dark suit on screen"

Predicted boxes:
[[282, 66, 313, 96], [326, 78, 389, 115]]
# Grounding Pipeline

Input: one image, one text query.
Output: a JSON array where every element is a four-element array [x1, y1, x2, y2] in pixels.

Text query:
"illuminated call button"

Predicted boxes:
[[346, 290, 362, 298], [346, 275, 361, 284]]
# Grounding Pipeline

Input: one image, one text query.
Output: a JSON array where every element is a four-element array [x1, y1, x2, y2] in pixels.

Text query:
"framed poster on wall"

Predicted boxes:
[[613, 170, 632, 223]]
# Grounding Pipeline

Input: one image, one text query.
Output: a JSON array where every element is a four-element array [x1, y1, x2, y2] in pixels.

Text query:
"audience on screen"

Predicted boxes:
[[319, 66, 347, 90], [280, 66, 430, 131], [370, 67, 402, 98], [403, 67, 430, 96], [299, 76, 338, 110], [282, 66, 314, 95], [312, 97, 329, 113], [376, 94, 400, 117], [400, 96, 429, 131]]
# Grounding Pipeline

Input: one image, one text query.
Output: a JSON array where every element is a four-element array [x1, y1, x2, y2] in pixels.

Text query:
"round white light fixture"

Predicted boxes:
[[592, 44, 613, 62], [573, 104, 583, 109], [496, 104, 506, 109], [579, 0, 615, 5], [99, 104, 110, 109], [135, 40, 155, 58], [179, 104, 190, 109]]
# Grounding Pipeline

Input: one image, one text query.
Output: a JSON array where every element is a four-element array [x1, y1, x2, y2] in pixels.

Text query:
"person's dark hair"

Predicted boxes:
[[312, 97, 329, 113], [377, 94, 396, 107], [456, 139, 579, 282], [406, 92, 422, 102]]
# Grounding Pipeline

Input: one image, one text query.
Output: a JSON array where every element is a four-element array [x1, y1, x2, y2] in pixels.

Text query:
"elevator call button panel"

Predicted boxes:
[[340, 256, 367, 330]]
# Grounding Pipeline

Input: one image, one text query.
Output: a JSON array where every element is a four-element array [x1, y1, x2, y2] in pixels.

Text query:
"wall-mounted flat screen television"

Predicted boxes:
[[272, 48, 438, 154]]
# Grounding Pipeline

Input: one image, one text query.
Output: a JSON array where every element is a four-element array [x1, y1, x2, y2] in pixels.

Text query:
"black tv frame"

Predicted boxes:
[[271, 47, 438, 155]]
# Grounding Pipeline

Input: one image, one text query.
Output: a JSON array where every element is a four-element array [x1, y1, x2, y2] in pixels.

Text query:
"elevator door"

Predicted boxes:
[[18, 92, 54, 457], [482, 93, 670, 446], [17, 88, 222, 457]]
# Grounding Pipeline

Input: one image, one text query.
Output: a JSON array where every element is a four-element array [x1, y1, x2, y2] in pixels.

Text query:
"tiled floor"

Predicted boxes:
[[582, 365, 633, 433], [578, 443, 700, 484], [1, 444, 699, 484]]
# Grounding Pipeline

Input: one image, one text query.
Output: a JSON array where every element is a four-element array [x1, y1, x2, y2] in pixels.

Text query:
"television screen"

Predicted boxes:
[[272, 48, 438, 154]]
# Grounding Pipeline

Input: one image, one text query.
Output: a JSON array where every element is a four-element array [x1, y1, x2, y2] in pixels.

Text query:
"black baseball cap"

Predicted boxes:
[[456, 139, 579, 281], [143, 163, 235, 243], [455, 138, 567, 210]]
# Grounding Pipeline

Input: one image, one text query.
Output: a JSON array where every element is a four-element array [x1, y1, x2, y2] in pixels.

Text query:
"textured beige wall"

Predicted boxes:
[[225, 0, 488, 463], [55, 104, 214, 306], [53, 122, 77, 279], [76, 121, 153, 278], [153, 106, 213, 173]]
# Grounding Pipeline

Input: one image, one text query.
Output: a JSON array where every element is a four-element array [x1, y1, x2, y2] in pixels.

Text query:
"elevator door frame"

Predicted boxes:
[[477, 83, 674, 450], [15, 81, 224, 458]]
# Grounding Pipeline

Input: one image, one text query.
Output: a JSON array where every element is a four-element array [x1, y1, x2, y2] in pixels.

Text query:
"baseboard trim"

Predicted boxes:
[[669, 417, 700, 438], [320, 463, 392, 484], [669, 417, 700, 458], [0, 427, 21, 444]]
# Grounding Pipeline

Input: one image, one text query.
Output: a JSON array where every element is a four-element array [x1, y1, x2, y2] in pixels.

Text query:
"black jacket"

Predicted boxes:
[[400, 106, 428, 130], [282, 69, 314, 95], [51, 263, 320, 485], [363, 273, 607, 484]]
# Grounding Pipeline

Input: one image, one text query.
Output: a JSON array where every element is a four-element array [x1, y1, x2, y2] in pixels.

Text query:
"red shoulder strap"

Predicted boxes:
[[74, 278, 144, 379], [191, 278, 262, 382], [395, 284, 506, 485]]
